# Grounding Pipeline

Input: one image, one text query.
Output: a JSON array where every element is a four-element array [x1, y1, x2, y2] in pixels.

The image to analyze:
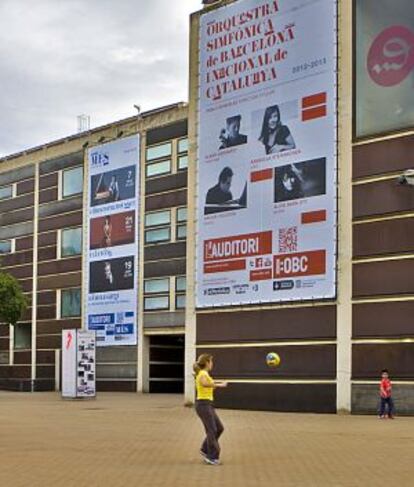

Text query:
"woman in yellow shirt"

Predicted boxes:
[[194, 354, 228, 466]]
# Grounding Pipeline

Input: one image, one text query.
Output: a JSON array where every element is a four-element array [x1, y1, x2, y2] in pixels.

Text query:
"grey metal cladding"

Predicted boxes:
[[0, 166, 35, 186], [143, 311, 185, 328], [0, 222, 33, 240], [38, 196, 83, 218], [39, 152, 84, 175]]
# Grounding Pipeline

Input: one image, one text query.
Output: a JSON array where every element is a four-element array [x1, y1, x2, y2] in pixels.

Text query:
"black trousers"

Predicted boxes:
[[195, 400, 224, 460]]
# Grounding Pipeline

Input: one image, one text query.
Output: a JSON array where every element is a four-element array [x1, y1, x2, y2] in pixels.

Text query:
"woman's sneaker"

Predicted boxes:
[[200, 450, 208, 459], [204, 457, 220, 466]]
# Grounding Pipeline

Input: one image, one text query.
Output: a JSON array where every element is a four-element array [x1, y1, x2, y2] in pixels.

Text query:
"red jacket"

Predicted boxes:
[[380, 378, 392, 398]]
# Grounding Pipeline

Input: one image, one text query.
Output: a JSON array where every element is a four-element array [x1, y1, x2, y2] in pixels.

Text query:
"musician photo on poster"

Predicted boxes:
[[89, 256, 135, 293], [89, 211, 135, 250], [259, 104, 296, 154], [218, 115, 248, 149], [274, 158, 326, 203], [204, 166, 247, 215], [90, 165, 136, 207]]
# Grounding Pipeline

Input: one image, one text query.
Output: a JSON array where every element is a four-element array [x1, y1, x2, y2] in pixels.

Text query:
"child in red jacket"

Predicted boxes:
[[379, 369, 394, 419]]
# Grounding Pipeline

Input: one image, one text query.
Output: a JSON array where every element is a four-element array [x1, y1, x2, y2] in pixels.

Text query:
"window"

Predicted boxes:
[[177, 207, 187, 222], [144, 278, 170, 311], [61, 228, 82, 257], [145, 227, 171, 244], [178, 138, 188, 153], [176, 276, 186, 293], [178, 155, 188, 170], [61, 288, 81, 318], [175, 276, 186, 310], [145, 210, 170, 227], [144, 278, 170, 294], [175, 295, 186, 310], [146, 142, 172, 161], [144, 296, 169, 311], [146, 159, 171, 178], [14, 324, 31, 350], [176, 224, 187, 240], [0, 240, 13, 254], [145, 210, 171, 244], [355, 0, 414, 137], [176, 207, 187, 240], [62, 166, 83, 198], [0, 185, 12, 201]]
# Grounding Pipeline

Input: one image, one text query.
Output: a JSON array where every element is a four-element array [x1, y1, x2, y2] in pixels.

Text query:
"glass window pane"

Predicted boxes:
[[63, 166, 83, 197], [177, 224, 187, 240], [177, 207, 187, 223], [145, 227, 170, 244], [146, 160, 171, 177], [178, 138, 188, 153], [144, 278, 170, 294], [14, 325, 31, 350], [144, 296, 169, 311], [146, 143, 172, 161], [355, 0, 414, 137], [145, 210, 170, 227], [176, 295, 186, 310], [61, 288, 81, 318], [176, 276, 186, 292], [61, 228, 82, 257], [0, 240, 12, 254], [178, 155, 188, 170], [0, 185, 12, 200]]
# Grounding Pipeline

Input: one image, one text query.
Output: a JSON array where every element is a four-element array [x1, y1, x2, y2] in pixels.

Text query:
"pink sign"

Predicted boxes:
[[367, 25, 414, 87]]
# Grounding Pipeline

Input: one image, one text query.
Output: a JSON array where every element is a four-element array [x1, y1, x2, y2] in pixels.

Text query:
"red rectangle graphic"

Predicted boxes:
[[251, 168, 273, 182], [204, 231, 272, 262], [302, 106, 327, 121], [250, 269, 272, 281], [274, 250, 326, 278], [204, 259, 246, 274], [301, 210, 327, 224], [302, 92, 327, 108]]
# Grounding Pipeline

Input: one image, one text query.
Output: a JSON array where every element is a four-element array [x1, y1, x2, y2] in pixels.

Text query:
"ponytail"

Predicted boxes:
[[193, 354, 213, 377]]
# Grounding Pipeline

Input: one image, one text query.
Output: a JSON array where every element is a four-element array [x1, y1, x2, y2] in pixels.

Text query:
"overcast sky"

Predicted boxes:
[[0, 0, 202, 157]]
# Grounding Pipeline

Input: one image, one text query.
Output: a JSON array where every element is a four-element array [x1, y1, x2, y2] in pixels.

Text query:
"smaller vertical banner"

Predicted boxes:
[[85, 135, 140, 346]]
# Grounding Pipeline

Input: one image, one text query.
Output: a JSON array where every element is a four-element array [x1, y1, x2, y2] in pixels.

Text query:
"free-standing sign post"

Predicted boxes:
[[196, 0, 338, 307], [62, 329, 96, 399]]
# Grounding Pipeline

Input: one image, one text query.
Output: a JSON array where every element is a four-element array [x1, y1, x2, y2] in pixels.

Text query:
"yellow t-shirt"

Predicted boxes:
[[196, 369, 214, 401]]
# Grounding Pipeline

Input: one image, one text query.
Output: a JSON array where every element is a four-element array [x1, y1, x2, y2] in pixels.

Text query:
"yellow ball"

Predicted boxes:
[[266, 352, 281, 368]]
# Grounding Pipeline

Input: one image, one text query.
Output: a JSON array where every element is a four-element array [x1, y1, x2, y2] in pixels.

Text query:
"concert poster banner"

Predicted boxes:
[[196, 0, 337, 307], [85, 135, 140, 345]]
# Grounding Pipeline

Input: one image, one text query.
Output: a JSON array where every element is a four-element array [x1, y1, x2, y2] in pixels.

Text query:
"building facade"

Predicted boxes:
[[1, 0, 413, 414]]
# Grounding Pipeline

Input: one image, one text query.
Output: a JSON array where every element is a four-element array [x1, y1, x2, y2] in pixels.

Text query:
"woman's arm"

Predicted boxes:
[[199, 374, 228, 388]]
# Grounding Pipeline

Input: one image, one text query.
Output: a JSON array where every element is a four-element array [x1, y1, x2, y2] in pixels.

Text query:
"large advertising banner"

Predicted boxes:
[[85, 135, 140, 345], [197, 0, 337, 307]]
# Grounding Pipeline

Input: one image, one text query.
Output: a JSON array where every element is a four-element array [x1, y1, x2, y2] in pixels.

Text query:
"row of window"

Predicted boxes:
[[0, 136, 188, 204], [145, 207, 187, 244], [0, 204, 187, 257], [146, 138, 188, 178], [0, 166, 84, 205], [144, 276, 186, 311], [12, 278, 187, 350]]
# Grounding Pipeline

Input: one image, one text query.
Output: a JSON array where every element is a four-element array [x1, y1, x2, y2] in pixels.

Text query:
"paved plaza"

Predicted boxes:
[[0, 392, 413, 486]]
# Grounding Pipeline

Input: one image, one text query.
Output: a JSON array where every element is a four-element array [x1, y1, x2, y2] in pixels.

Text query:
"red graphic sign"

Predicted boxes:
[[367, 25, 414, 87], [66, 331, 73, 350], [204, 259, 246, 274], [204, 231, 272, 262], [274, 250, 326, 278]]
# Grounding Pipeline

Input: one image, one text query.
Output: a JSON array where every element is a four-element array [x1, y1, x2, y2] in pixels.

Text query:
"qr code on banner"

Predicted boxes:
[[279, 227, 298, 253]]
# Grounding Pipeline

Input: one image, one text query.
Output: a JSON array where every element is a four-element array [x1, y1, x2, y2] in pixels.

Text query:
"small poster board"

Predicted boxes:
[[62, 329, 96, 399]]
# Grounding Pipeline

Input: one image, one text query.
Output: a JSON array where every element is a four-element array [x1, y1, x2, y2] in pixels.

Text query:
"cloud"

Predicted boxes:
[[0, 0, 202, 157]]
